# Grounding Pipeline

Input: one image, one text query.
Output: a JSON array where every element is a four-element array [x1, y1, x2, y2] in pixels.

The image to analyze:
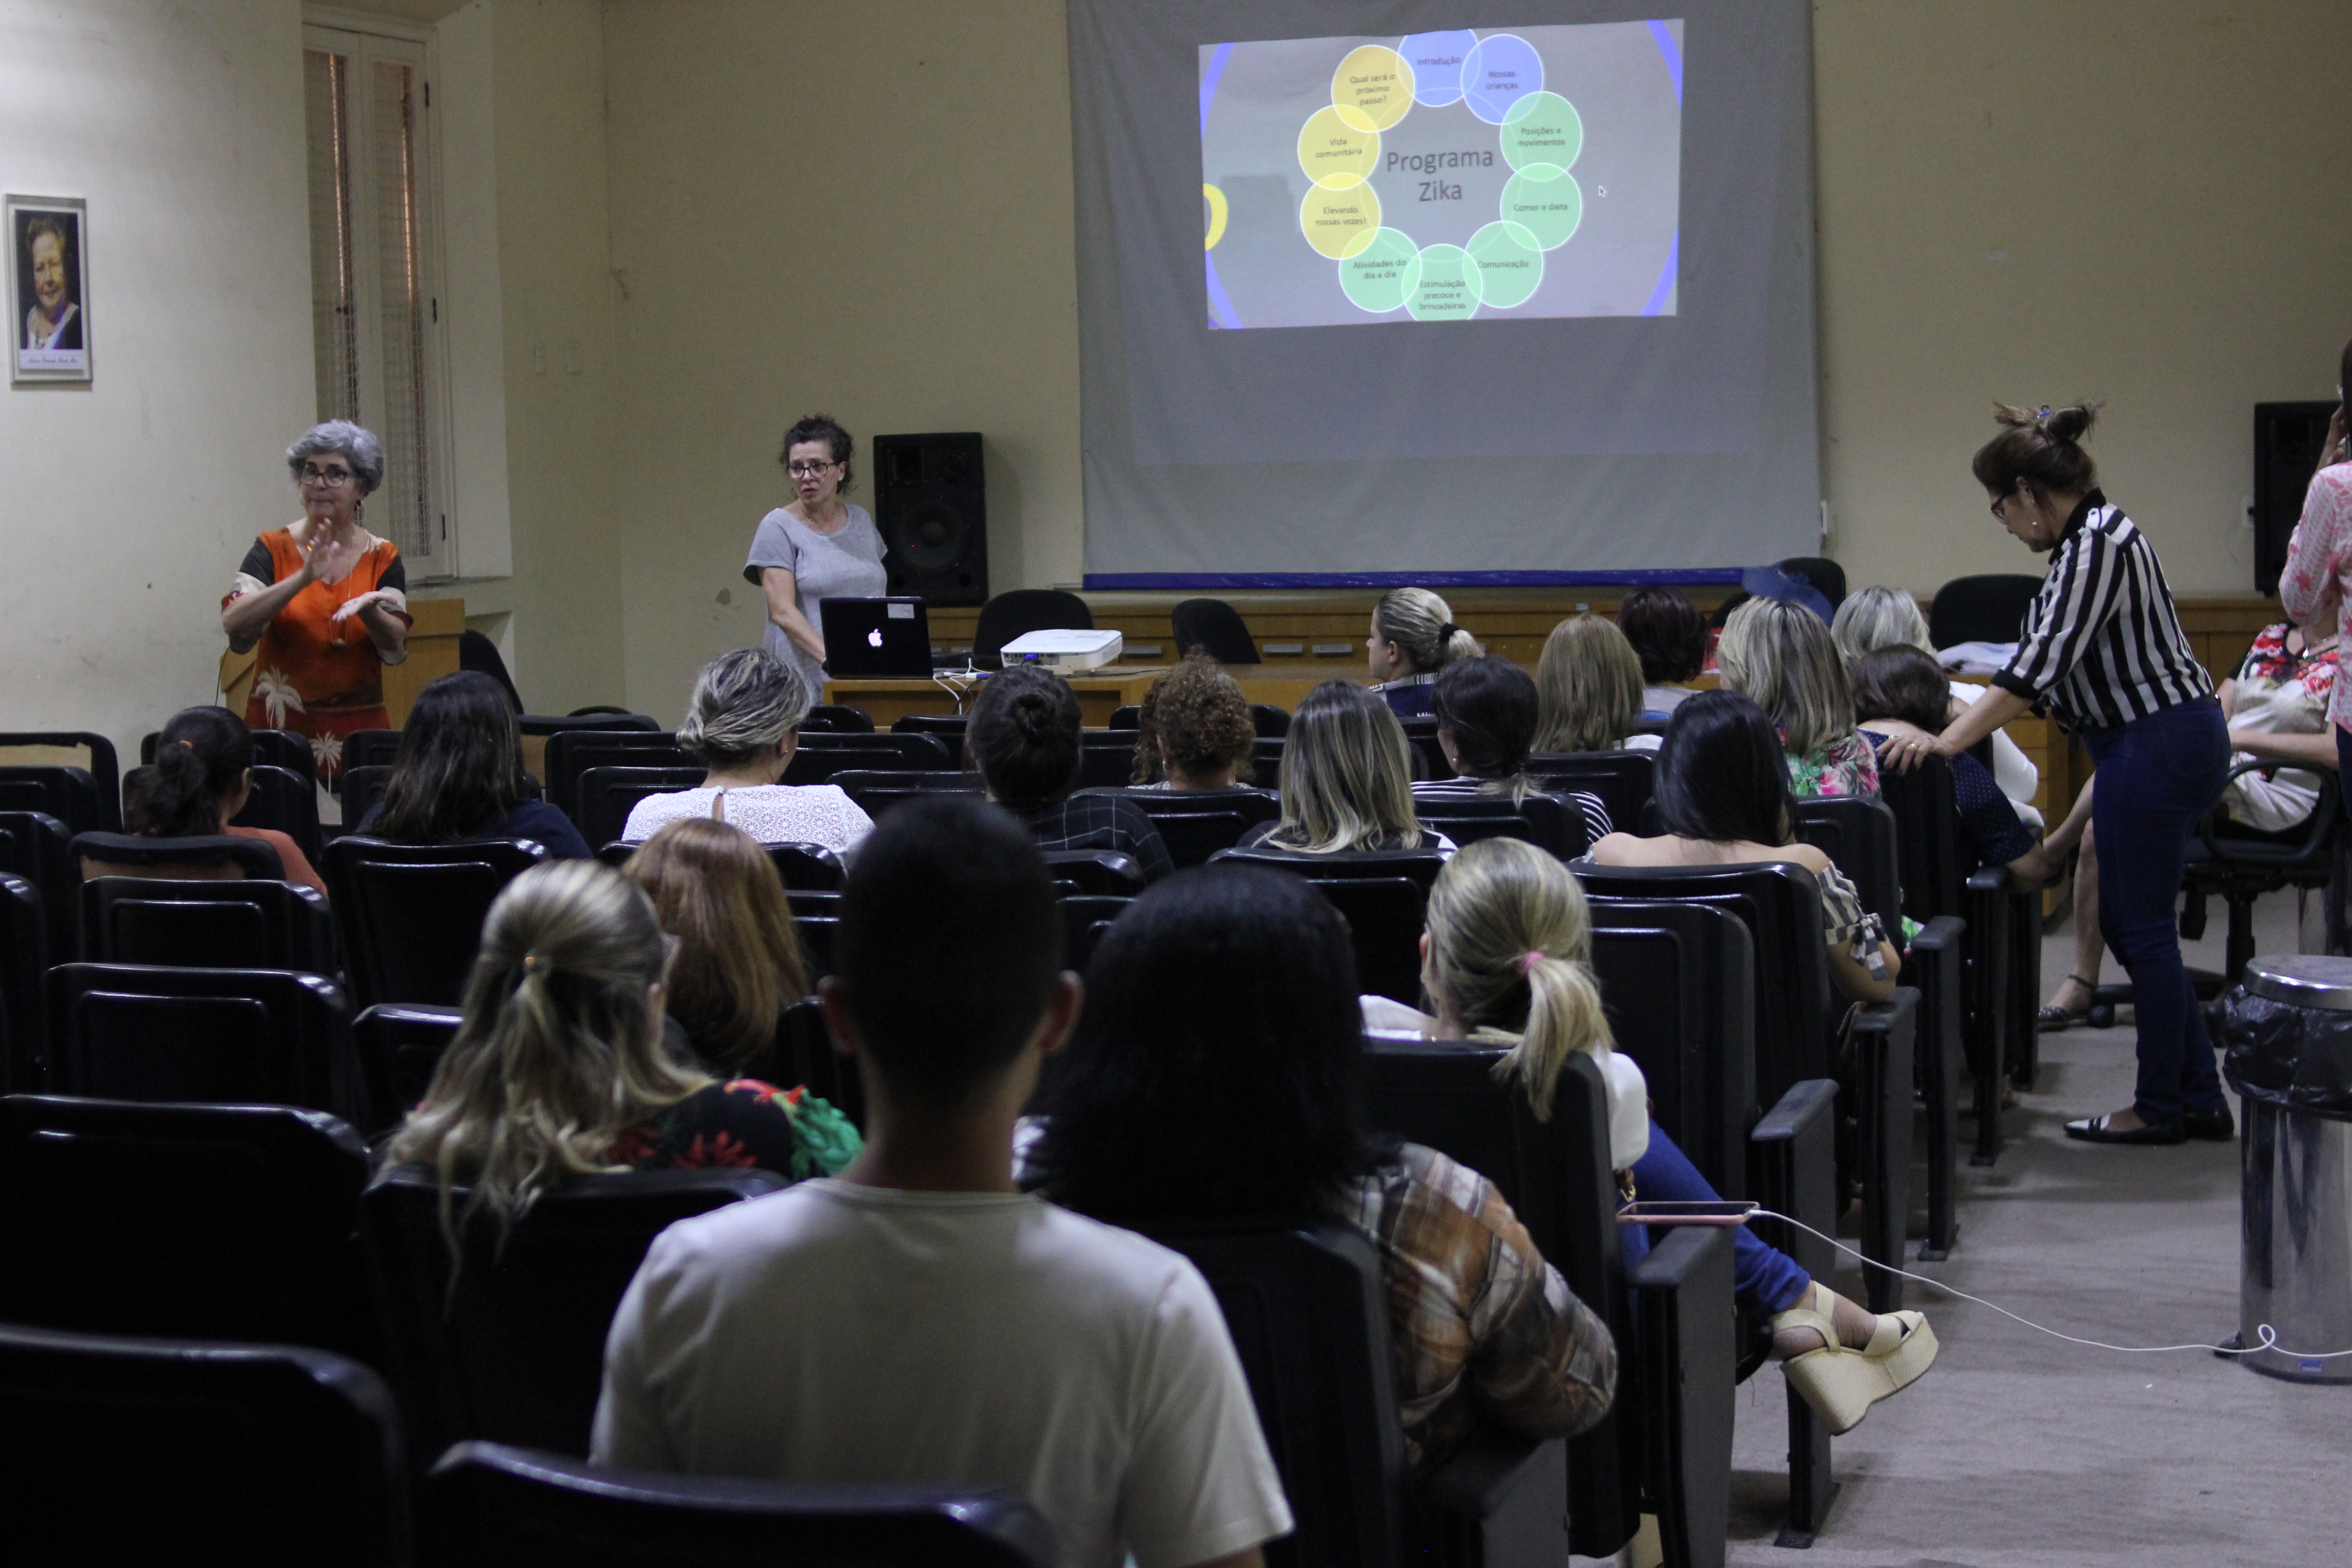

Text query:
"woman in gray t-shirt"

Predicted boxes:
[[742, 414, 890, 700]]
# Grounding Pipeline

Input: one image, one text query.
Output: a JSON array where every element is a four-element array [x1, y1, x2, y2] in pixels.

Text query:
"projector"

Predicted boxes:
[[999, 628, 1124, 671]]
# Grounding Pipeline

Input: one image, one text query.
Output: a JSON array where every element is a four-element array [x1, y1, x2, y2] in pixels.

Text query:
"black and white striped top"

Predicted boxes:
[[1990, 491, 2212, 730], [1412, 779, 1615, 847]]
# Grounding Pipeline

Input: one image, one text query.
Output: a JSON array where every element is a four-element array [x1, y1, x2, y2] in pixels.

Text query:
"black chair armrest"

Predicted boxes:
[[1749, 1077, 1840, 1284], [1964, 865, 2010, 895], [2198, 760, 2340, 864], [1627, 1224, 1736, 1568], [1848, 989, 1918, 1310], [1909, 913, 1964, 953], [1421, 1428, 1552, 1519], [1752, 1076, 1838, 1146]]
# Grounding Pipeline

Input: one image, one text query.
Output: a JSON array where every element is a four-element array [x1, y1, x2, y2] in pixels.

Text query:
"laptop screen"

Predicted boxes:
[[819, 597, 933, 678]]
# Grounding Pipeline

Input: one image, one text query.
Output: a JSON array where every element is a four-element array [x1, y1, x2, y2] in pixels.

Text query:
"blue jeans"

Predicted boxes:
[[2080, 697, 2231, 1122], [1619, 1120, 1810, 1317]]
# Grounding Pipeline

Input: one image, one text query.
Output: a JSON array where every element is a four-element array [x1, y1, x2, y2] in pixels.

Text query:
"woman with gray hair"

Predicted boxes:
[[620, 648, 873, 852], [1831, 585, 2039, 822], [220, 421, 410, 781], [1717, 597, 1879, 798]]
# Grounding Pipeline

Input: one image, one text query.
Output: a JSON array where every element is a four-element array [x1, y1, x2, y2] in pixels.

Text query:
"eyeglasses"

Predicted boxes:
[[786, 460, 838, 478], [1987, 494, 2010, 520], [299, 464, 355, 486]]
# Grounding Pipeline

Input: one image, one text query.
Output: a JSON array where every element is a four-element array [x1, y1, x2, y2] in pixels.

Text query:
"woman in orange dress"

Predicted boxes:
[[221, 421, 412, 783]]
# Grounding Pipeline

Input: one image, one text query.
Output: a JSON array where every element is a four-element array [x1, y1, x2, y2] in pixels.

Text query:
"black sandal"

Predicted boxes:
[[2038, 972, 2097, 1032], [2064, 1112, 2186, 1146]]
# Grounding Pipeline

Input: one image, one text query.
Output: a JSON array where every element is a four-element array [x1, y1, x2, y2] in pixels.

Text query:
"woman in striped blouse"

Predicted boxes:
[[1883, 405, 2230, 1146]]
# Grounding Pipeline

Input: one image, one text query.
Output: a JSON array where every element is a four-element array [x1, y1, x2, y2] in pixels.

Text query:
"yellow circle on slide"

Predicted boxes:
[[1203, 184, 1229, 251], [1297, 104, 1379, 190], [1299, 183, 1382, 259], [1331, 45, 1415, 132]]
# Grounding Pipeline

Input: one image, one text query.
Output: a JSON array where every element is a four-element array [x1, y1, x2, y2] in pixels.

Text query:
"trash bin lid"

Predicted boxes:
[[2243, 956, 2352, 1012]]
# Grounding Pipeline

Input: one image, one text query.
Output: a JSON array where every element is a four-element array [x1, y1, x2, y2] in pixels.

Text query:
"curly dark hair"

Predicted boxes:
[[779, 413, 855, 495], [1131, 654, 1255, 785]]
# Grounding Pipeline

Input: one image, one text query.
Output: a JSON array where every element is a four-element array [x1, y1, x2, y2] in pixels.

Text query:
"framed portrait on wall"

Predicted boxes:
[[9, 195, 91, 385]]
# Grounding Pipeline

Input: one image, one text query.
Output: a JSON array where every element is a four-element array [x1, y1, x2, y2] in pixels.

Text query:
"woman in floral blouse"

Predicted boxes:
[[221, 421, 411, 783], [1718, 595, 1881, 799], [381, 859, 857, 1255]]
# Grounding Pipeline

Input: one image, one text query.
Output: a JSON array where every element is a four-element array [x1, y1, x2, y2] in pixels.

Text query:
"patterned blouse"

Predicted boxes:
[[1785, 730, 1881, 799], [225, 527, 410, 781], [1336, 1141, 1617, 1475], [604, 1079, 861, 1183], [2280, 465, 2352, 731]]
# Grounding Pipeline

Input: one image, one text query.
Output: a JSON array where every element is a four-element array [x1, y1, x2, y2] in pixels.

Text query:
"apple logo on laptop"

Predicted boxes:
[[867, 627, 883, 648]]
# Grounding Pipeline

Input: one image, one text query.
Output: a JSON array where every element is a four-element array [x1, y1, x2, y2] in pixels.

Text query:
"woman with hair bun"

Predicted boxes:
[[221, 420, 412, 782], [1367, 587, 1483, 717], [381, 859, 860, 1259], [125, 705, 327, 897], [1882, 403, 2229, 1146], [620, 648, 873, 852], [1361, 837, 1937, 1436], [969, 665, 1172, 881]]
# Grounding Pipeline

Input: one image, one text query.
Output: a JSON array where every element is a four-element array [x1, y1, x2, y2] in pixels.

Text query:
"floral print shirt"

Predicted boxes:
[[604, 1078, 861, 1183], [1785, 730, 1881, 799], [2280, 465, 2352, 731]]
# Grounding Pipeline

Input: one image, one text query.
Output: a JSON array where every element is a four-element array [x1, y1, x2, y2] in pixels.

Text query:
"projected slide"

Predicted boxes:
[[1199, 22, 1682, 329]]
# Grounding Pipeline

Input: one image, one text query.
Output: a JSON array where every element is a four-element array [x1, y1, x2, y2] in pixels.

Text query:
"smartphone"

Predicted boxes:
[[1615, 1200, 1757, 1225]]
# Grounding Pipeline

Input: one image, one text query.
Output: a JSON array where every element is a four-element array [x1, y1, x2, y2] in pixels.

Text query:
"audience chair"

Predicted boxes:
[[2180, 764, 2344, 985], [777, 995, 860, 1130], [972, 588, 1091, 670], [797, 911, 838, 978], [1527, 750, 1655, 835], [574, 765, 706, 848], [1794, 794, 1965, 1259], [343, 730, 403, 774], [325, 836, 549, 1009], [353, 1003, 463, 1138], [1410, 795, 1543, 853], [46, 962, 358, 1117], [340, 764, 393, 835], [1396, 719, 1449, 784], [1574, 861, 1917, 1312], [786, 889, 839, 918], [1311, 877, 1426, 1005], [80, 876, 333, 973], [1170, 596, 1261, 663], [0, 808, 75, 977], [229, 761, 326, 865], [1081, 787, 1278, 869], [889, 713, 968, 744], [1362, 1044, 1740, 1567], [802, 703, 877, 734], [1077, 730, 1147, 790], [1107, 705, 1142, 730], [0, 1323, 409, 1568], [1249, 702, 1292, 738], [0, 1095, 374, 1357], [544, 730, 690, 821], [519, 712, 662, 785], [1059, 893, 1132, 971], [828, 769, 985, 818], [0, 874, 46, 1092], [1876, 757, 2034, 1166], [1926, 574, 2043, 651], [1039, 849, 1146, 897], [427, 1441, 1055, 1568], [363, 1164, 788, 1462], [785, 733, 954, 785], [460, 630, 525, 712], [0, 764, 107, 836], [73, 828, 284, 883], [1212, 844, 1449, 893], [0, 731, 121, 830], [1774, 556, 1848, 611], [142, 727, 312, 779], [769, 842, 847, 891]]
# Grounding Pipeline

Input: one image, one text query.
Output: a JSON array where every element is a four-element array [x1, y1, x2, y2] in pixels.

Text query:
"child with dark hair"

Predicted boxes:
[[596, 798, 1292, 1568], [1850, 645, 2049, 880], [968, 665, 1172, 881], [127, 706, 327, 896]]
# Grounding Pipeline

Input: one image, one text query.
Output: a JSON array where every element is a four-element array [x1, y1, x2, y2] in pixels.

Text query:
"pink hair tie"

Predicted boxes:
[[1518, 951, 1545, 976]]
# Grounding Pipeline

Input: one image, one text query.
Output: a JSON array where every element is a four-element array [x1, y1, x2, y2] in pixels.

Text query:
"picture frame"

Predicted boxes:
[[9, 195, 91, 385]]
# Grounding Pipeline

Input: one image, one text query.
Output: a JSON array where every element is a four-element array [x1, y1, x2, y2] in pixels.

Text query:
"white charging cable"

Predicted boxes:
[[1747, 1208, 2352, 1362]]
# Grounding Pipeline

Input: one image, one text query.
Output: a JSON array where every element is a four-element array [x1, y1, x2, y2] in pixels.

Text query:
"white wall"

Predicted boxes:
[[0, 0, 315, 758]]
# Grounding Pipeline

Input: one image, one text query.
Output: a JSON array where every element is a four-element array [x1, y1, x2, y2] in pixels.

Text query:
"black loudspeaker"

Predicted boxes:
[[2254, 402, 2337, 595], [872, 432, 987, 606]]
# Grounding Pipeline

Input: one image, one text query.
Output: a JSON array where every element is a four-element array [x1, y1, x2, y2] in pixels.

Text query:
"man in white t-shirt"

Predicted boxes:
[[593, 796, 1292, 1568]]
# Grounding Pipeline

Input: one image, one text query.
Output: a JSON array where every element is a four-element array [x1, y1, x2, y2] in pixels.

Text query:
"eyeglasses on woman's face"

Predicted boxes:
[[300, 463, 356, 487], [787, 460, 839, 479]]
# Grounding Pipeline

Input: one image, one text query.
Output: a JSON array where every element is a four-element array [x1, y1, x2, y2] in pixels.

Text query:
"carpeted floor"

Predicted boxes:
[[1715, 887, 2352, 1568]]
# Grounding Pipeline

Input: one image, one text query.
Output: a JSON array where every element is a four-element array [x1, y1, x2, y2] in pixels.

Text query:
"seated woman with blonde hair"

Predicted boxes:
[[1534, 612, 1660, 755], [1718, 597, 1879, 799], [1240, 680, 1454, 855], [1583, 690, 1900, 1004], [381, 860, 859, 1245], [621, 648, 873, 853], [1362, 836, 1936, 1434], [623, 817, 811, 1078]]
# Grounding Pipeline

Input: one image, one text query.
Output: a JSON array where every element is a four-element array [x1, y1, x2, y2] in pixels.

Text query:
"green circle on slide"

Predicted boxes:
[[1407, 244, 1480, 321], [1465, 222, 1544, 309], [1501, 166, 1584, 250], [1500, 90, 1582, 172], [1338, 228, 1424, 314]]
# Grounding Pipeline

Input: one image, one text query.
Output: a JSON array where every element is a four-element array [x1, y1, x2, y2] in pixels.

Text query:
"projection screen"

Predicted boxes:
[[1069, 0, 1821, 588]]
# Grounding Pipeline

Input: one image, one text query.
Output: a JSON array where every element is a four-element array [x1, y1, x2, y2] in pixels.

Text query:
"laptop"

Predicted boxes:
[[819, 597, 934, 677]]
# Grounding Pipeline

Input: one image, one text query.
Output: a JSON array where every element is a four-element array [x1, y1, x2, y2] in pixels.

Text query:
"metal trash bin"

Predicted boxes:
[[2220, 956, 2352, 1384]]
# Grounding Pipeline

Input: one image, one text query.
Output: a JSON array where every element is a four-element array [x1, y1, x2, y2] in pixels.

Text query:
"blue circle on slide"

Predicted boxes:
[[1401, 29, 1478, 106], [1462, 34, 1543, 125]]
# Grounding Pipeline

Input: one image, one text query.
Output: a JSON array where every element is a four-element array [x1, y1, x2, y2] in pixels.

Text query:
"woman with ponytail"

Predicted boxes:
[[1367, 587, 1484, 717], [381, 860, 858, 1255], [125, 706, 326, 896], [1363, 836, 1937, 1436], [1032, 862, 1617, 1478], [1881, 404, 2230, 1146], [967, 664, 1172, 881]]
